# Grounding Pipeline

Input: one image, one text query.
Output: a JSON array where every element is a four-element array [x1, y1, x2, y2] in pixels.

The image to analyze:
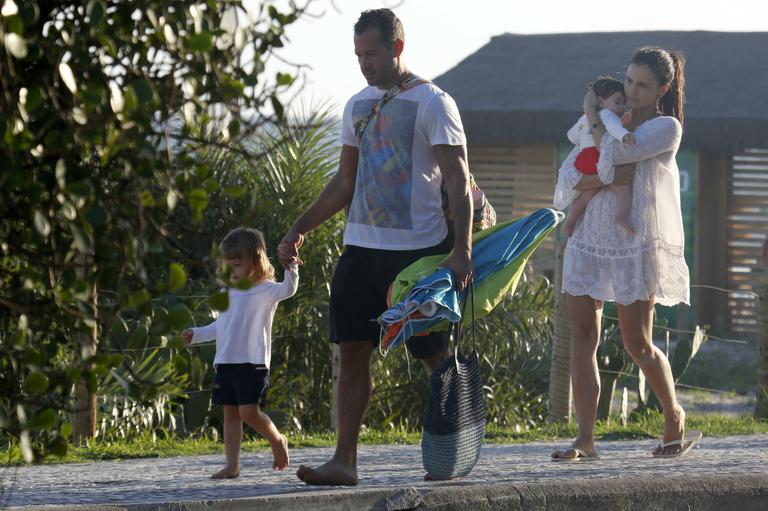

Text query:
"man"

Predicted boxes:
[[278, 8, 473, 486]]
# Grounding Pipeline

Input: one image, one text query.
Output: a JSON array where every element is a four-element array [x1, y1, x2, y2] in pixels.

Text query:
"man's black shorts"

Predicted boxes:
[[329, 238, 451, 359], [212, 363, 269, 407]]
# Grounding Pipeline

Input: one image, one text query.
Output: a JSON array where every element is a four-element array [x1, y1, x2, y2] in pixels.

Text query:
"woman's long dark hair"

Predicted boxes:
[[630, 47, 686, 125]]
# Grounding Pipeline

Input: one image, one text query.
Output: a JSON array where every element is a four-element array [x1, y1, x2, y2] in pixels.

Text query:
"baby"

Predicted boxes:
[[562, 76, 636, 237]]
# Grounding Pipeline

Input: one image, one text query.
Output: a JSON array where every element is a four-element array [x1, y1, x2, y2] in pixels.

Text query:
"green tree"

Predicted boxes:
[[1, 0, 307, 460]]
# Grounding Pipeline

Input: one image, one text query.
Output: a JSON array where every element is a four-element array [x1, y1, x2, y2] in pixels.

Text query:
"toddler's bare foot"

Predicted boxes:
[[616, 217, 635, 235], [271, 434, 289, 470], [210, 466, 240, 479]]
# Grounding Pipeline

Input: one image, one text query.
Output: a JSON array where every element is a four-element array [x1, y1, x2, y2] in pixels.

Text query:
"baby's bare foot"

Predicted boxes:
[[210, 466, 240, 479], [271, 434, 289, 470], [616, 217, 635, 235]]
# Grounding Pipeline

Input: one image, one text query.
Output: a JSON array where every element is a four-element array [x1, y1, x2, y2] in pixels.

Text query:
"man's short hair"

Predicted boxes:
[[354, 9, 404, 49]]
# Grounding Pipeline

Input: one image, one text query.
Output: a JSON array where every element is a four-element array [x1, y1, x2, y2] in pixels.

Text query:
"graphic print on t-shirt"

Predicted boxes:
[[349, 98, 417, 229]]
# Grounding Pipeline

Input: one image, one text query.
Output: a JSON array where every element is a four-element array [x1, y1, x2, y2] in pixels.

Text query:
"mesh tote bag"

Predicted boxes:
[[421, 285, 485, 479]]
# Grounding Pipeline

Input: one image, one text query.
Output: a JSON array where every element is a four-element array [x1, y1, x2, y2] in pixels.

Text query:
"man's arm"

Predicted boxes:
[[434, 144, 473, 292], [277, 144, 358, 268]]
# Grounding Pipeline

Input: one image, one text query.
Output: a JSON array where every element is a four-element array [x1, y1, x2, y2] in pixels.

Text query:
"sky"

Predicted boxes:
[[253, 0, 766, 116]]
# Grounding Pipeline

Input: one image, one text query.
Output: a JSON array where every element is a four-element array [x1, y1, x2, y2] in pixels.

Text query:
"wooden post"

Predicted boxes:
[[694, 151, 729, 336], [755, 280, 768, 418], [547, 238, 572, 423]]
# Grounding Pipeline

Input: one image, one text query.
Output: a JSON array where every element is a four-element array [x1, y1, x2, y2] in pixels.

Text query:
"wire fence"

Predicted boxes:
[[95, 280, 762, 399]]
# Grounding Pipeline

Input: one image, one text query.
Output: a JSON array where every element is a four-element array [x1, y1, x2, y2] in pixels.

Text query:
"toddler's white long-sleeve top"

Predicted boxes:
[[190, 267, 298, 368]]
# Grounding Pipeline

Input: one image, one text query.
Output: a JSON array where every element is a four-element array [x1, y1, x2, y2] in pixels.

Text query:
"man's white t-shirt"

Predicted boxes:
[[339, 82, 466, 250]]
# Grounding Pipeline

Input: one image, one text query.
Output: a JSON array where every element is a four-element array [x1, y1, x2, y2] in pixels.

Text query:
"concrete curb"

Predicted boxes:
[[419, 474, 768, 510], [13, 473, 768, 511]]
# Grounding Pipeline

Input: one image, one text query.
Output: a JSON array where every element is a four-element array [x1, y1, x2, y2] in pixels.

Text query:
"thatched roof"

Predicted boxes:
[[433, 31, 768, 150]]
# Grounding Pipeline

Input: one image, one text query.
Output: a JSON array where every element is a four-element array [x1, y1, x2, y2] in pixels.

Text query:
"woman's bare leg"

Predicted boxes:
[[617, 299, 685, 455], [552, 294, 602, 459]]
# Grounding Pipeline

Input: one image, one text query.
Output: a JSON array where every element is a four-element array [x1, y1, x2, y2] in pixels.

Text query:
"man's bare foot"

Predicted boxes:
[[616, 217, 635, 235], [551, 442, 598, 460], [210, 467, 240, 479], [653, 406, 686, 456], [271, 434, 289, 470], [296, 459, 357, 486]]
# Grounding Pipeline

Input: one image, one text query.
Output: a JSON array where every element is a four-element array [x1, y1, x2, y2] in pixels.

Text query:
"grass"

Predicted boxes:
[[3, 413, 767, 465]]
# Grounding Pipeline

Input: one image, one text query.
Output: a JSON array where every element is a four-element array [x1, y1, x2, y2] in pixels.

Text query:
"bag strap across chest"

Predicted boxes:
[[353, 74, 428, 145]]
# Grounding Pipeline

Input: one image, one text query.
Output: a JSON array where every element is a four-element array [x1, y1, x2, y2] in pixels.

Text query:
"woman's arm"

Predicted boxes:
[[604, 117, 682, 165], [595, 119, 679, 184]]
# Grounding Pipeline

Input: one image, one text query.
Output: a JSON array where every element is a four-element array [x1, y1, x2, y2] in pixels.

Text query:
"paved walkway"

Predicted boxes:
[[3, 434, 768, 510]]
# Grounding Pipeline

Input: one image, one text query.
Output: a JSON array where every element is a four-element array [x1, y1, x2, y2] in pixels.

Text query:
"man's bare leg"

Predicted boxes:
[[563, 189, 598, 237], [420, 349, 451, 372], [611, 183, 635, 235], [296, 340, 376, 485], [211, 405, 242, 479]]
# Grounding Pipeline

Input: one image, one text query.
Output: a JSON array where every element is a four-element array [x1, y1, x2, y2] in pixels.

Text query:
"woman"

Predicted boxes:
[[552, 46, 701, 460]]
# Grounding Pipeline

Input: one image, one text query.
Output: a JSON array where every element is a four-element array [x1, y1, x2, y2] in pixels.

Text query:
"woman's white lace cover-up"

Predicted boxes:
[[554, 116, 690, 306]]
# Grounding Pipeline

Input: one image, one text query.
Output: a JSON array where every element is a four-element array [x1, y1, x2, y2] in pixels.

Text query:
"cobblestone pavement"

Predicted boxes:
[[2, 434, 767, 508]]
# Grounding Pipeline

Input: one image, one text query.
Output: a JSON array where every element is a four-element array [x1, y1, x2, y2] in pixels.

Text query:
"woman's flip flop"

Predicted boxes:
[[652, 430, 703, 458]]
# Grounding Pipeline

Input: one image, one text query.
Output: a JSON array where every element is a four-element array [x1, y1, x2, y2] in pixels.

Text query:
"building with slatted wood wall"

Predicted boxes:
[[434, 31, 768, 337], [727, 149, 768, 333]]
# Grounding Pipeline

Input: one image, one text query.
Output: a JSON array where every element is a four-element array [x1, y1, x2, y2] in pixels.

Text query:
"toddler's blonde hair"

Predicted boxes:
[[220, 227, 275, 282]]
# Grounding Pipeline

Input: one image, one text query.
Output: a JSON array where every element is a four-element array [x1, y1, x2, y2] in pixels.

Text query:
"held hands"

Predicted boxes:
[[277, 230, 304, 269], [439, 249, 473, 292], [622, 133, 637, 145], [182, 329, 193, 346]]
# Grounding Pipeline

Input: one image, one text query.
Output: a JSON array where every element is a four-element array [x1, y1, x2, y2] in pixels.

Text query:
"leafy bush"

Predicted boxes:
[[1, 0, 306, 460]]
